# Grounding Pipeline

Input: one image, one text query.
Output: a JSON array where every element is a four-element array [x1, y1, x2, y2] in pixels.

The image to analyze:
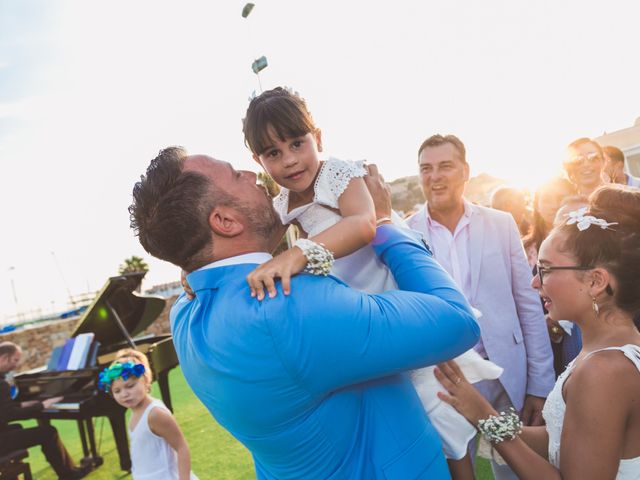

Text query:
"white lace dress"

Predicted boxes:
[[129, 398, 199, 480], [273, 157, 503, 459], [273, 157, 397, 293], [542, 344, 640, 478]]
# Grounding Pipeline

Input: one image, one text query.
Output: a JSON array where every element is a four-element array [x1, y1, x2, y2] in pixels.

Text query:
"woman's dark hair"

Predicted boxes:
[[555, 184, 640, 328], [243, 87, 317, 156]]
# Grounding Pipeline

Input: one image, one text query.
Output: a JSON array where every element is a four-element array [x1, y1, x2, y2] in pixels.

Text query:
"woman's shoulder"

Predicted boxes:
[[569, 346, 640, 399]]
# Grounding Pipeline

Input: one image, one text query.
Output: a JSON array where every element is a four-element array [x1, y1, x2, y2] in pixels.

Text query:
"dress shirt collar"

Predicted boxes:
[[425, 199, 473, 227], [197, 252, 273, 271]]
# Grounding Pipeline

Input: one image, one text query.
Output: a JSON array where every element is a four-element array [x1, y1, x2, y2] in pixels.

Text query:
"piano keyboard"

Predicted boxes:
[[48, 402, 81, 411]]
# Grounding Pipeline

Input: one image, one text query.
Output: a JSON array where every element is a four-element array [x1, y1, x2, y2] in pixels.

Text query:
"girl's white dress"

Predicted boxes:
[[542, 344, 640, 479], [273, 157, 502, 459], [129, 398, 199, 480]]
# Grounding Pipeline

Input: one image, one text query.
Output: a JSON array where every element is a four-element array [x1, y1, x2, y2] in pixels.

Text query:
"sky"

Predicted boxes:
[[1, 0, 639, 322]]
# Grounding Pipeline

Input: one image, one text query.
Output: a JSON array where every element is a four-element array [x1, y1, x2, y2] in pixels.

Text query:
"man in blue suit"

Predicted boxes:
[[129, 147, 480, 479]]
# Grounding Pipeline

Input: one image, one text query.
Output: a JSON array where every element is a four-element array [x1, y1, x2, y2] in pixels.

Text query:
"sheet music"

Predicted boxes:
[[67, 333, 95, 370]]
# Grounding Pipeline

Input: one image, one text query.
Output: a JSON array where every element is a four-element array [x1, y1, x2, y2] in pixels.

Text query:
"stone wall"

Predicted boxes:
[[0, 296, 176, 372]]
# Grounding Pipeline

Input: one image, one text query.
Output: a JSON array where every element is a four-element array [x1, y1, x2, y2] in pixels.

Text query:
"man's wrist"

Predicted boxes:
[[376, 216, 392, 226]]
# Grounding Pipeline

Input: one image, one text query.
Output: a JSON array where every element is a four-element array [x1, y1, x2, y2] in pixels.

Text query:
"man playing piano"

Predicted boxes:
[[0, 341, 91, 480]]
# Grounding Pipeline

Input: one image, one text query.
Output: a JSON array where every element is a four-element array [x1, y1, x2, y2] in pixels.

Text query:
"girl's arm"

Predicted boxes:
[[247, 176, 376, 300], [148, 407, 192, 480], [436, 355, 634, 480]]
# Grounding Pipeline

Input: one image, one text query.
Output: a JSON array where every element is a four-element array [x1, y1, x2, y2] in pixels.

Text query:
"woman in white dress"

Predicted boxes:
[[435, 184, 640, 479]]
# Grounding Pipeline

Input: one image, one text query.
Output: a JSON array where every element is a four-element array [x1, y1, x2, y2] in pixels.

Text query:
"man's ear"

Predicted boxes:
[[209, 206, 244, 238], [315, 129, 323, 152], [463, 162, 470, 182]]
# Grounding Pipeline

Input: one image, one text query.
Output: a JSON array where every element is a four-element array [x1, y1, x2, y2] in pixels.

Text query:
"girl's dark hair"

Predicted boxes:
[[243, 87, 317, 156], [555, 184, 640, 328]]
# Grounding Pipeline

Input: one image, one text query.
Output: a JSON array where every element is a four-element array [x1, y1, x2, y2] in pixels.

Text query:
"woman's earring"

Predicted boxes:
[[592, 296, 599, 318]]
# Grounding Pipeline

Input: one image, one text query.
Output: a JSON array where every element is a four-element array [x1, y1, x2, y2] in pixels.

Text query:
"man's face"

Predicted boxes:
[[603, 153, 626, 184], [418, 143, 469, 213], [0, 350, 21, 373], [183, 155, 280, 239]]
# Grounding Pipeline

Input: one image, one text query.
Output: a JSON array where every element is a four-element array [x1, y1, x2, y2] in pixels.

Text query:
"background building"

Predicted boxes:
[[596, 117, 640, 176]]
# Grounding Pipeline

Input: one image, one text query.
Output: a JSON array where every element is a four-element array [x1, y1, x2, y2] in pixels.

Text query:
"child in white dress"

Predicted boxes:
[[242, 87, 502, 476], [99, 349, 198, 480]]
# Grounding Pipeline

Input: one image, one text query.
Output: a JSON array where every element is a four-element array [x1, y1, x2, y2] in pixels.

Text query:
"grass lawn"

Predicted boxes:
[[21, 368, 494, 479]]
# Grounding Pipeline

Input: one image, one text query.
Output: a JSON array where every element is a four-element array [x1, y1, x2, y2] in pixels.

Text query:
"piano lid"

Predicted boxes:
[[71, 272, 167, 346]]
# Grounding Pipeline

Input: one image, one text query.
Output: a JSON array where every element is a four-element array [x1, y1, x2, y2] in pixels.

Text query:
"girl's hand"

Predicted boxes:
[[181, 270, 195, 300], [434, 360, 496, 425], [246, 247, 308, 300]]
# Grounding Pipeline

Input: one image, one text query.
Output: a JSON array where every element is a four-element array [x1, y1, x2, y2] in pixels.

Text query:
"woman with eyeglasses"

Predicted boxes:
[[434, 184, 640, 479], [563, 137, 608, 197]]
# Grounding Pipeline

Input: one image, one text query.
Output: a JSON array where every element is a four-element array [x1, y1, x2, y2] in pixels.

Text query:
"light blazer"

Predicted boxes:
[[407, 203, 555, 409], [171, 225, 480, 480]]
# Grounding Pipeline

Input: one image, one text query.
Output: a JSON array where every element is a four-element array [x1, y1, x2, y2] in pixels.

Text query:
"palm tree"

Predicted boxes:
[[118, 255, 149, 276]]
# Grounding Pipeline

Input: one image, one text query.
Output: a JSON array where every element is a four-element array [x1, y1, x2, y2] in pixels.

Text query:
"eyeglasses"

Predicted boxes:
[[564, 152, 603, 167], [535, 263, 593, 286]]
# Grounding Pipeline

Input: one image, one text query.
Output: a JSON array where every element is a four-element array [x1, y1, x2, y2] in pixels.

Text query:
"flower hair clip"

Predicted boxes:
[[565, 207, 618, 232], [98, 361, 146, 392]]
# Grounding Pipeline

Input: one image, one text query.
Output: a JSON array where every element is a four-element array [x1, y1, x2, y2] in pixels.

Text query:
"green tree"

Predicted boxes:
[[257, 171, 280, 198], [118, 255, 149, 275]]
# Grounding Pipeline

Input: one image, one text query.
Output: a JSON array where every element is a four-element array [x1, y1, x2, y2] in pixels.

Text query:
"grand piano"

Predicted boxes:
[[14, 272, 179, 471]]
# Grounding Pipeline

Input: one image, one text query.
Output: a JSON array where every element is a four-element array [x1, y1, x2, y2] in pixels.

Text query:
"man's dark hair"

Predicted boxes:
[[129, 147, 222, 271], [0, 342, 19, 358], [603, 145, 625, 164], [417, 134, 467, 164]]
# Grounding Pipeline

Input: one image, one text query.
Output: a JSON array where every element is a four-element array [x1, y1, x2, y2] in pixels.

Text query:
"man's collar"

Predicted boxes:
[[196, 252, 273, 271], [425, 199, 473, 224]]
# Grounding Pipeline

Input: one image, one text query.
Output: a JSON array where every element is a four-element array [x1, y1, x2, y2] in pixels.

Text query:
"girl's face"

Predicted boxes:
[[254, 128, 323, 194], [532, 231, 592, 322], [111, 376, 149, 409], [537, 189, 570, 227]]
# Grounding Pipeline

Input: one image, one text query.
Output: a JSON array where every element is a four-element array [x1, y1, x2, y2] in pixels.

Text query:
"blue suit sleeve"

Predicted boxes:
[[265, 225, 481, 396]]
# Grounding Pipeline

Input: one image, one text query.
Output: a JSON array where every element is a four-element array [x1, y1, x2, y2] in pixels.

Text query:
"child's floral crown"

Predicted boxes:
[[98, 361, 146, 392]]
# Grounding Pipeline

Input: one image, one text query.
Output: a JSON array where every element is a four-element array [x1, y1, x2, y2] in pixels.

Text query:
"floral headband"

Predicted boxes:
[[98, 361, 146, 392], [565, 207, 618, 232]]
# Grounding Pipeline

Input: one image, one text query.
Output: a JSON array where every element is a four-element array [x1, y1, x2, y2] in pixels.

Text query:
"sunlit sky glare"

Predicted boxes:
[[1, 0, 639, 321]]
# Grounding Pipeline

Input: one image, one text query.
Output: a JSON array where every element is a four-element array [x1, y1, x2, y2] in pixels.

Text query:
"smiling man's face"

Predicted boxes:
[[418, 142, 469, 213]]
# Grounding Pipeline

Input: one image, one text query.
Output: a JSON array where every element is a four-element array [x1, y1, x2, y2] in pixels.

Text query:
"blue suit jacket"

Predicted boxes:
[[171, 225, 480, 479]]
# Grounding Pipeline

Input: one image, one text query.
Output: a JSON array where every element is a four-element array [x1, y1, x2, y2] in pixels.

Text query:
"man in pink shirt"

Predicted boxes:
[[406, 134, 555, 480]]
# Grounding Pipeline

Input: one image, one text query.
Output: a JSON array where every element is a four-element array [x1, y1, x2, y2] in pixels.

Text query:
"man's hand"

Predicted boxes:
[[521, 394, 546, 426], [246, 247, 308, 301], [41, 396, 64, 409], [363, 164, 392, 223], [20, 400, 39, 408], [181, 270, 195, 300]]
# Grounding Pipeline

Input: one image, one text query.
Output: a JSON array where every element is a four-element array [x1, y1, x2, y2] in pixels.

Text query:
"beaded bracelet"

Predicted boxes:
[[477, 407, 523, 444], [294, 239, 335, 276]]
